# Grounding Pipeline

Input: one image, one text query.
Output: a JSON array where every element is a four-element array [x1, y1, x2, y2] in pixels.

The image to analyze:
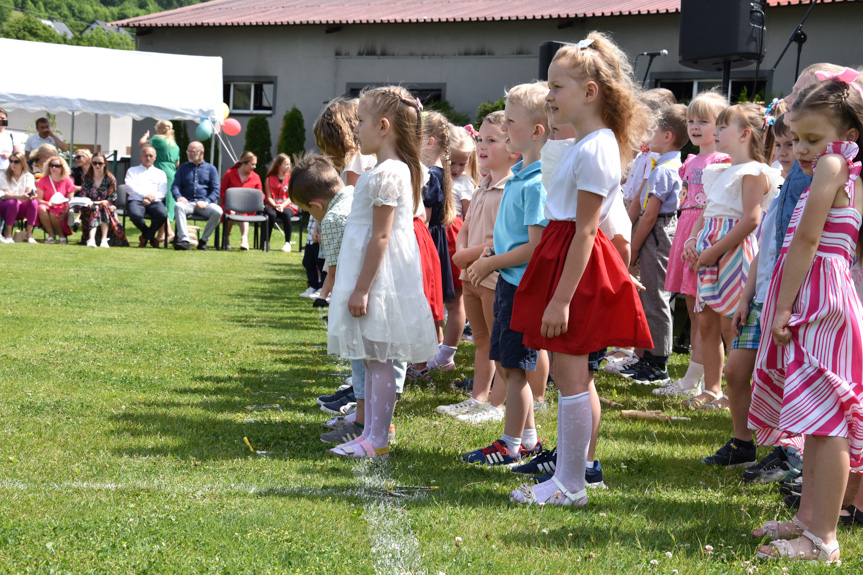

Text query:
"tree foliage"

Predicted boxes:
[[277, 107, 305, 159], [245, 116, 273, 179], [474, 98, 506, 129]]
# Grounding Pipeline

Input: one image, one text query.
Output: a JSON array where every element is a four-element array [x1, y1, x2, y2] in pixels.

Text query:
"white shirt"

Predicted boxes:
[[125, 165, 167, 202], [0, 130, 16, 171], [341, 153, 377, 185], [544, 129, 622, 224], [701, 162, 783, 220], [24, 133, 59, 153], [452, 175, 474, 217], [599, 191, 631, 242], [622, 151, 659, 202], [0, 172, 35, 196]]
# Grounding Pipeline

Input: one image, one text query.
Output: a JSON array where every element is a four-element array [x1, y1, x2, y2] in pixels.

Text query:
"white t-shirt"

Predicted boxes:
[[544, 128, 622, 224], [452, 175, 474, 217], [0, 131, 16, 171], [622, 151, 658, 202], [341, 153, 377, 185], [24, 133, 59, 153], [0, 172, 35, 196], [124, 165, 168, 202], [701, 161, 783, 220], [599, 191, 631, 242]]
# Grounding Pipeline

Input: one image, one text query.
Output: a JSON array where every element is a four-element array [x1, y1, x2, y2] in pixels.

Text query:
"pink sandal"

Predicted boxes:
[[329, 438, 389, 459]]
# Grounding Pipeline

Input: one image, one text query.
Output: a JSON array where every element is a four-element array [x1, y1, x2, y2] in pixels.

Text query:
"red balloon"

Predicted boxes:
[[223, 118, 241, 137]]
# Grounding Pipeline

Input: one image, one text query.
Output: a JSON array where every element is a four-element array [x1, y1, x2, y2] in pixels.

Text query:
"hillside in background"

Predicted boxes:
[[0, 1, 205, 48]]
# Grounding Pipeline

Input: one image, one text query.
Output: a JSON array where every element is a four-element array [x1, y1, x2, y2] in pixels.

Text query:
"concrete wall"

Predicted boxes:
[[130, 3, 863, 166]]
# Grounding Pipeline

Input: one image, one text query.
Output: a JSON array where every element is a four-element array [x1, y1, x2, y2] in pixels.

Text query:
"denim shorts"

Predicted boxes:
[[489, 278, 538, 370]]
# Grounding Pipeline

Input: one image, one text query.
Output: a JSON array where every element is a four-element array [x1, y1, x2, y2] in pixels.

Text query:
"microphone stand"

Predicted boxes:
[[637, 53, 662, 88], [766, 0, 818, 83]]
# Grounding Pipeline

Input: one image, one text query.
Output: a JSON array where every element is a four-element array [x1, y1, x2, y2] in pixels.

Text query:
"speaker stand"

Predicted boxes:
[[640, 54, 660, 88], [766, 0, 818, 85], [721, 61, 731, 100]]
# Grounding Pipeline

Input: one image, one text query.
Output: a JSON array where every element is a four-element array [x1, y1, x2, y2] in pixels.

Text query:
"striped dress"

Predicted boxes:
[[695, 162, 782, 317], [749, 142, 863, 473]]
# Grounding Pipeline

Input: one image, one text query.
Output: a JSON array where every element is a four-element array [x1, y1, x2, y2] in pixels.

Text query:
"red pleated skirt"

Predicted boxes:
[[446, 216, 463, 291], [512, 220, 653, 355], [414, 217, 445, 322]]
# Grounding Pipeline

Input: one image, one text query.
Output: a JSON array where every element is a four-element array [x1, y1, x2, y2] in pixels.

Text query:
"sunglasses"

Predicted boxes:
[[74, 155, 85, 159], [92, 162, 105, 166], [49, 164, 62, 169], [10, 159, 20, 164]]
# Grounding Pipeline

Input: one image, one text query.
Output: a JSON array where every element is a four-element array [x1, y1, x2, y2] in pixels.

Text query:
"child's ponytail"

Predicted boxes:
[[423, 111, 456, 226]]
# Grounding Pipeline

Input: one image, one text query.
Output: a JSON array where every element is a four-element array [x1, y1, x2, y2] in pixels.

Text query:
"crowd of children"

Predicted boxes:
[[283, 31, 863, 563]]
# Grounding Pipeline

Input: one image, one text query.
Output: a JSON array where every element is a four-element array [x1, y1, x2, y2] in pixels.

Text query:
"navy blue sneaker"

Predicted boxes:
[[532, 459, 605, 488], [461, 440, 521, 466], [741, 446, 803, 483], [512, 446, 556, 475], [628, 362, 671, 385], [701, 438, 758, 468], [619, 358, 650, 379]]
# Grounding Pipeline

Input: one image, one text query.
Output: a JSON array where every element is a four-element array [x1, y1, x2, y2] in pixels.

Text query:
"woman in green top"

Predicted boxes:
[[139, 120, 180, 242]]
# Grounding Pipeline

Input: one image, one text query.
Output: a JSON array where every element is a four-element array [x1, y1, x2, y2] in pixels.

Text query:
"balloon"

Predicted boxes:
[[223, 118, 241, 137], [222, 103, 230, 120], [196, 119, 213, 140]]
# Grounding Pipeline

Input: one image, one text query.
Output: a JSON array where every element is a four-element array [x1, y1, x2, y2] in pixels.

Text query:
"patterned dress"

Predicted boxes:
[[749, 142, 863, 472], [79, 175, 128, 246]]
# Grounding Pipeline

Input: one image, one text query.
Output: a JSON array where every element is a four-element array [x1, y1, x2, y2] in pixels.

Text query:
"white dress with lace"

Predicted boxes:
[[327, 159, 439, 363]]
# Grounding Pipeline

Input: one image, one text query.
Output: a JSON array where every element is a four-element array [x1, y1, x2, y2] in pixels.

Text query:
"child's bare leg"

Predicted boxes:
[[527, 350, 548, 404], [501, 367, 530, 452], [724, 348, 756, 441], [689, 306, 723, 405]]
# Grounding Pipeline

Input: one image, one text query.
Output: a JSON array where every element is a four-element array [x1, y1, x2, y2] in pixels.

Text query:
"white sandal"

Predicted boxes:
[[511, 476, 587, 507], [752, 515, 807, 540], [756, 529, 840, 562], [681, 389, 719, 408]]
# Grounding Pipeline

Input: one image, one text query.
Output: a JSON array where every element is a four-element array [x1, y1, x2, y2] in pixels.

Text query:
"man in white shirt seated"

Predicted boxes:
[[125, 145, 168, 248], [23, 117, 68, 154]]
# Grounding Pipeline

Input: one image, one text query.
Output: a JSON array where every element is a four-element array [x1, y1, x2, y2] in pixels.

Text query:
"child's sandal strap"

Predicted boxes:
[[802, 530, 839, 561], [551, 476, 587, 506]]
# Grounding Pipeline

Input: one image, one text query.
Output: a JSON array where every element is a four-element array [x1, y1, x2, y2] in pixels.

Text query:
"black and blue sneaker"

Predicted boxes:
[[701, 438, 758, 468], [741, 446, 803, 483], [316, 385, 353, 406], [512, 446, 556, 475], [618, 358, 650, 379], [532, 459, 606, 489], [627, 361, 671, 385], [461, 440, 521, 467]]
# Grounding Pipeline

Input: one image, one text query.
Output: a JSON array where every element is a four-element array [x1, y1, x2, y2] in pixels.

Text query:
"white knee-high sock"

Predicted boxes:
[[365, 360, 397, 449], [552, 391, 591, 494]]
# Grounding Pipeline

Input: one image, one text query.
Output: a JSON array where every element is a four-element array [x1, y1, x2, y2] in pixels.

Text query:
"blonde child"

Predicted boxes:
[[326, 86, 439, 458], [655, 92, 730, 397], [509, 33, 653, 506], [460, 82, 551, 466], [749, 72, 863, 563], [449, 124, 480, 217], [437, 112, 515, 423], [682, 104, 782, 410], [313, 96, 376, 186]]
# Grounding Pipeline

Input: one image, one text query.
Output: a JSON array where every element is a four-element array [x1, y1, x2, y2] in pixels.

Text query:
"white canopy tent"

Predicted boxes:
[[0, 38, 223, 159]]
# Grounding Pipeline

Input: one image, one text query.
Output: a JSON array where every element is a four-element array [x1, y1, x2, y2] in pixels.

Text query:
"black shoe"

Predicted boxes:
[[320, 392, 356, 414], [741, 446, 803, 484], [619, 358, 650, 378], [197, 241, 209, 251], [174, 240, 191, 251], [701, 438, 757, 468], [629, 362, 671, 385], [316, 385, 354, 406], [780, 476, 803, 496], [512, 446, 556, 475], [784, 493, 800, 509]]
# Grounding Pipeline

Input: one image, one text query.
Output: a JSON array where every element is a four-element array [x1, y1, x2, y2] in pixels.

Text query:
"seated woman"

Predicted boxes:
[[0, 152, 38, 244], [220, 151, 262, 250], [264, 153, 298, 252], [35, 155, 75, 243], [28, 143, 57, 180], [70, 149, 91, 188], [79, 152, 127, 248]]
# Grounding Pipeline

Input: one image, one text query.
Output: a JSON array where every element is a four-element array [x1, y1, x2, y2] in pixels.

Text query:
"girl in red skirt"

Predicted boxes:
[[509, 32, 653, 506]]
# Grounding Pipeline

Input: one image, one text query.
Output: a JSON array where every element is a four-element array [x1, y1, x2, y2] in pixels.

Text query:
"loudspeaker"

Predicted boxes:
[[538, 41, 566, 80], [679, 0, 767, 71]]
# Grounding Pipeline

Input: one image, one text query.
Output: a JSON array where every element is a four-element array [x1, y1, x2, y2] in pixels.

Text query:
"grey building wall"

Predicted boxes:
[[131, 3, 863, 168]]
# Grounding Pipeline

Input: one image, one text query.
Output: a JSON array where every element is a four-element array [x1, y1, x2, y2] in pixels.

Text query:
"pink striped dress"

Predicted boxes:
[[749, 142, 863, 473]]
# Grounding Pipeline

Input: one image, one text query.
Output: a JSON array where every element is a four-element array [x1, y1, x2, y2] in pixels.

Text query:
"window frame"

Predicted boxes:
[[223, 77, 277, 116]]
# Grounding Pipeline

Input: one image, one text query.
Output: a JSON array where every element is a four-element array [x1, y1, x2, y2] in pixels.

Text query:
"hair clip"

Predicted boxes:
[[762, 98, 782, 127], [463, 124, 479, 139], [814, 67, 863, 99], [570, 38, 595, 50]]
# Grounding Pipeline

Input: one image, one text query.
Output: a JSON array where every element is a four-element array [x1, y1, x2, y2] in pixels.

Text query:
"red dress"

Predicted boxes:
[[446, 215, 463, 291], [220, 165, 263, 215], [414, 217, 444, 322], [511, 221, 653, 355]]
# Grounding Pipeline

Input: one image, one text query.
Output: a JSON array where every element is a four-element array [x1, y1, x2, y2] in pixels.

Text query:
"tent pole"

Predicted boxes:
[[70, 112, 75, 159], [94, 114, 99, 153]]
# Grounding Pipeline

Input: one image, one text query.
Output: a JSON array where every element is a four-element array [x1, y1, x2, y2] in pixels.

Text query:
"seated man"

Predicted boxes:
[[24, 117, 69, 153], [125, 145, 168, 248], [173, 141, 222, 251]]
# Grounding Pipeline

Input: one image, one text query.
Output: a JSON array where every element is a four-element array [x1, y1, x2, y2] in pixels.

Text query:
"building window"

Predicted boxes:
[[223, 81, 274, 114], [656, 78, 766, 103], [346, 83, 446, 105]]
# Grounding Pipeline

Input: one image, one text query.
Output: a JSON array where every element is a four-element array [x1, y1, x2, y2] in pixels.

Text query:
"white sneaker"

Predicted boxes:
[[0, 235, 13, 244], [309, 290, 321, 299], [299, 287, 316, 299], [455, 402, 504, 424], [86, 239, 97, 247], [27, 237, 37, 244], [100, 239, 110, 248], [603, 354, 639, 375], [240, 239, 249, 250], [436, 398, 476, 416], [281, 242, 292, 252], [653, 376, 702, 397]]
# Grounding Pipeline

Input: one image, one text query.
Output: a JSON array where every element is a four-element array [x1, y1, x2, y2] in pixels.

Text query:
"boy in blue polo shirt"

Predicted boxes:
[[462, 82, 549, 466]]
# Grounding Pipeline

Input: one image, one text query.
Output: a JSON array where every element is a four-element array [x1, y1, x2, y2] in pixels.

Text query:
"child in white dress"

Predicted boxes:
[[327, 86, 439, 458]]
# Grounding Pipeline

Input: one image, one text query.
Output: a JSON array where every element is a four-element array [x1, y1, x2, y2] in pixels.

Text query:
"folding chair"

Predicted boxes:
[[222, 187, 269, 251]]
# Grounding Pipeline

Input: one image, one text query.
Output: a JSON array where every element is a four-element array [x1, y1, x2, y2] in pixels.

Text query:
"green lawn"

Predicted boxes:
[[0, 233, 859, 574]]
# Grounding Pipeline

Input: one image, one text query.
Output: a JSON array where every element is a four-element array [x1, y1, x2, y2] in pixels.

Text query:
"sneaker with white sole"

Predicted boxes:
[[653, 376, 702, 397], [100, 239, 110, 248], [281, 243, 292, 252], [0, 236, 13, 244], [461, 440, 521, 466], [436, 398, 477, 416], [320, 421, 363, 443], [86, 239, 97, 247], [603, 353, 639, 375], [455, 402, 504, 424], [299, 287, 316, 299]]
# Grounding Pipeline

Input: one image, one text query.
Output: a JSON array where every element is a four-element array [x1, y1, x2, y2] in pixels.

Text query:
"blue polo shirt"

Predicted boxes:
[[493, 159, 548, 286], [774, 161, 812, 252], [171, 160, 220, 204]]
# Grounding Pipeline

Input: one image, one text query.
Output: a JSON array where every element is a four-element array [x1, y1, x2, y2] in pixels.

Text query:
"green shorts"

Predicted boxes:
[[731, 301, 763, 350]]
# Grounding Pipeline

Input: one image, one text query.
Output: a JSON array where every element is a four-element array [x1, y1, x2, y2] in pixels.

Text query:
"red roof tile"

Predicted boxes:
[[114, 0, 855, 28]]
